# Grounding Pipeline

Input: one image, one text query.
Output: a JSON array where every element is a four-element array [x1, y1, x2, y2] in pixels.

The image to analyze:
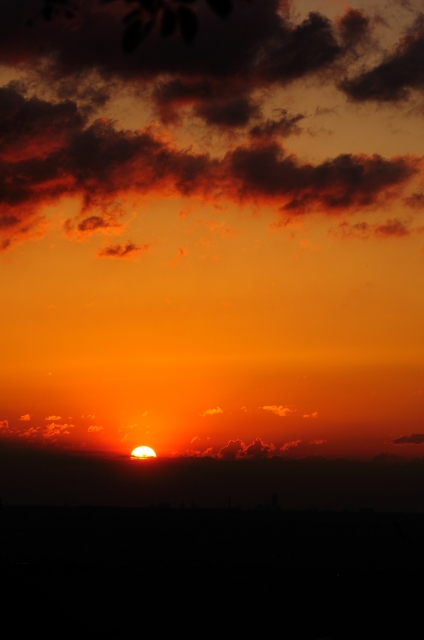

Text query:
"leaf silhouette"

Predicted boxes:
[[123, 9, 142, 25], [178, 6, 198, 44], [41, 4, 54, 21], [122, 19, 145, 53], [35, 0, 237, 49], [206, 0, 233, 18], [161, 8, 177, 38]]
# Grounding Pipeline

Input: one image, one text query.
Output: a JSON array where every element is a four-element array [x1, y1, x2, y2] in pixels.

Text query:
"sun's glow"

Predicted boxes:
[[131, 446, 157, 459]]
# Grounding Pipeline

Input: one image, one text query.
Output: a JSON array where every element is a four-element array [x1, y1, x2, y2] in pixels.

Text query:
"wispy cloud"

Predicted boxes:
[[168, 248, 188, 267], [45, 415, 62, 421], [280, 440, 302, 451], [21, 422, 74, 440], [262, 405, 294, 417], [331, 218, 422, 240], [98, 242, 148, 259], [200, 407, 223, 417], [19, 414, 31, 421], [181, 447, 213, 458], [303, 411, 318, 419], [88, 425, 104, 432]]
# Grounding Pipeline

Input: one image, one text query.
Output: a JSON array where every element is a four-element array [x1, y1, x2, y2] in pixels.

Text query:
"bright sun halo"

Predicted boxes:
[[131, 446, 157, 460]]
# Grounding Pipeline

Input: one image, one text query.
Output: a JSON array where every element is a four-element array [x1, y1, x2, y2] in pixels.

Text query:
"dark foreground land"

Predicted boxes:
[[1, 505, 424, 637]]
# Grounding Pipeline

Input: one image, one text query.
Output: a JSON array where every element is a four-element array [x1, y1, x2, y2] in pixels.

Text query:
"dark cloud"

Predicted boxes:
[[153, 78, 215, 123], [0, 0, 374, 118], [216, 438, 275, 459], [0, 84, 419, 250], [404, 192, 424, 209], [0, 215, 19, 229], [229, 145, 418, 212], [243, 438, 275, 459], [315, 105, 338, 117], [332, 218, 415, 239], [375, 218, 411, 237], [0, 83, 85, 161], [77, 216, 120, 233], [97, 242, 148, 258], [261, 12, 342, 83], [337, 8, 371, 48], [393, 434, 424, 445], [249, 110, 305, 139], [194, 96, 260, 128], [0, 85, 213, 248], [341, 15, 424, 102], [153, 79, 260, 129], [217, 439, 245, 460]]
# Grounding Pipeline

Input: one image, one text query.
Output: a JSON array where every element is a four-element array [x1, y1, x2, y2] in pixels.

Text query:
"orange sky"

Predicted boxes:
[[1, 0, 424, 460]]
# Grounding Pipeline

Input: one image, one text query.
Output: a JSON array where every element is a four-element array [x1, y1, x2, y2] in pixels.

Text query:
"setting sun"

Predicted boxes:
[[131, 446, 157, 460]]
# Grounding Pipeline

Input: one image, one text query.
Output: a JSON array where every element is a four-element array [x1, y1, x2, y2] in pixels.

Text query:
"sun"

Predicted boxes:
[[131, 446, 157, 460]]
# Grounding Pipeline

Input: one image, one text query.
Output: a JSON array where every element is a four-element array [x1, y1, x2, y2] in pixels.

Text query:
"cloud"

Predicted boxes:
[[88, 425, 104, 432], [280, 439, 302, 451], [44, 423, 73, 439], [393, 433, 424, 445], [0, 0, 373, 117], [21, 422, 74, 440], [0, 0, 376, 124], [77, 216, 122, 233], [260, 12, 343, 85], [262, 405, 294, 417], [194, 96, 260, 128], [0, 83, 85, 163], [168, 248, 188, 266], [182, 447, 213, 458], [191, 436, 200, 444], [404, 193, 424, 209], [310, 439, 326, 445], [341, 15, 424, 103], [331, 218, 418, 240], [45, 415, 62, 421], [200, 407, 223, 417], [230, 145, 418, 214], [19, 414, 31, 421], [243, 438, 276, 459], [0, 420, 9, 429], [336, 8, 371, 49], [201, 220, 238, 238], [20, 427, 38, 438], [215, 437, 276, 459], [0, 83, 419, 251], [97, 242, 148, 259], [250, 110, 305, 139], [303, 411, 318, 419], [216, 439, 245, 460]]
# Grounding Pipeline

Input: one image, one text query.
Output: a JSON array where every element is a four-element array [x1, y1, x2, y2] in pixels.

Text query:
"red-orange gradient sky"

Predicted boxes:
[[1, 0, 424, 461]]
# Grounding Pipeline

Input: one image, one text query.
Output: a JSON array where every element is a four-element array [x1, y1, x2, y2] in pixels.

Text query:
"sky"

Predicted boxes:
[[1, 0, 424, 467]]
